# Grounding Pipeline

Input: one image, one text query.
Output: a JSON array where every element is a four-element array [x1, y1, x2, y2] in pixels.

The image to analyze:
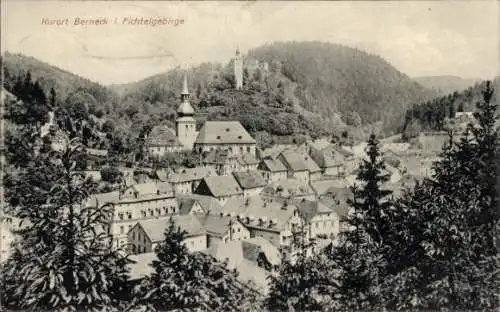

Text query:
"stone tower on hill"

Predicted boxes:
[[233, 46, 243, 90], [176, 72, 198, 150]]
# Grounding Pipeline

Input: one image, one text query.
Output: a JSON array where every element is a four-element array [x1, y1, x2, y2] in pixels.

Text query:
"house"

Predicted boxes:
[[258, 158, 288, 183], [277, 150, 310, 185], [177, 194, 224, 215], [256, 145, 287, 160], [146, 125, 184, 159], [86, 182, 178, 249], [299, 152, 322, 181], [294, 199, 339, 238], [129, 215, 207, 254], [194, 214, 250, 248], [167, 166, 216, 195], [194, 121, 256, 156], [221, 196, 304, 247], [202, 149, 239, 175], [318, 189, 353, 232], [235, 153, 259, 171], [310, 179, 350, 197], [233, 171, 267, 197], [194, 175, 244, 205], [202, 237, 280, 294], [261, 178, 316, 201]]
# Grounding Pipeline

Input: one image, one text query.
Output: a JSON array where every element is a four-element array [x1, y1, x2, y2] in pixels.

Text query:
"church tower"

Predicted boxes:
[[176, 72, 197, 151], [233, 46, 243, 90]]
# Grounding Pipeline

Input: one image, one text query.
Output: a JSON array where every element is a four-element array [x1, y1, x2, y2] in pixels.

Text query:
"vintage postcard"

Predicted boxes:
[[1, 1, 498, 311]]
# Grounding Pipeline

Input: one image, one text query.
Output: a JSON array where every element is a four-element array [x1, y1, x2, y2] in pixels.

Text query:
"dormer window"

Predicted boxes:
[[238, 135, 242, 139]]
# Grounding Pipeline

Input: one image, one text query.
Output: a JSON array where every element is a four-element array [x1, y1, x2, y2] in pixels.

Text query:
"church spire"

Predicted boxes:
[[177, 71, 194, 116], [182, 71, 189, 96]]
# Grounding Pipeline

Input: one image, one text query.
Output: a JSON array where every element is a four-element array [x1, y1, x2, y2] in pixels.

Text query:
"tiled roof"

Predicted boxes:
[[258, 146, 287, 160], [233, 171, 267, 189], [310, 179, 350, 196], [202, 242, 270, 293], [319, 190, 352, 219], [260, 159, 287, 172], [293, 199, 333, 222], [279, 150, 308, 172], [203, 149, 230, 165], [146, 125, 183, 147], [168, 167, 215, 183], [85, 191, 120, 207], [195, 121, 256, 144], [264, 178, 314, 197], [236, 153, 259, 165], [177, 194, 224, 215], [199, 175, 243, 197], [194, 214, 234, 236], [138, 215, 206, 243], [299, 153, 321, 173], [221, 196, 298, 230]]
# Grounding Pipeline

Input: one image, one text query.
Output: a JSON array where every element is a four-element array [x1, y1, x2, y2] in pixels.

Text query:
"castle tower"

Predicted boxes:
[[176, 72, 197, 151], [234, 46, 243, 90]]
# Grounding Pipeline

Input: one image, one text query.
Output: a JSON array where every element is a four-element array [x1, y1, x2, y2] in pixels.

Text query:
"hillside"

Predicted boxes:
[[2, 52, 119, 107], [402, 77, 500, 139], [112, 41, 438, 141], [3, 42, 440, 149], [414, 75, 480, 96], [246, 42, 437, 129]]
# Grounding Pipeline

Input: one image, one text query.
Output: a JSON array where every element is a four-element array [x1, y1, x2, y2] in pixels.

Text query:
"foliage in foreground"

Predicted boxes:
[[2, 138, 131, 312], [132, 217, 260, 312]]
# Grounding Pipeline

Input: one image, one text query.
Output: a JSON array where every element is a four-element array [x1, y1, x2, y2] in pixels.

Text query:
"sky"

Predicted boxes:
[[1, 1, 499, 85]]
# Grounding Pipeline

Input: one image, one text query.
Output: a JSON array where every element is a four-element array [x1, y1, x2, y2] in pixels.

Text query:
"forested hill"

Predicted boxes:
[[2, 52, 119, 109], [246, 42, 438, 128], [3, 42, 439, 147], [402, 77, 500, 139], [111, 42, 440, 141], [414, 75, 480, 96]]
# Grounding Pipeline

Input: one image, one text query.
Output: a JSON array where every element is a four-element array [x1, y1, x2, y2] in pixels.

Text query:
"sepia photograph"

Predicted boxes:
[[0, 1, 498, 311]]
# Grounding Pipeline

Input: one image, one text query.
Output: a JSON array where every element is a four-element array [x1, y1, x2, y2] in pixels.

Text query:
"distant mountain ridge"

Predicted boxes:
[[414, 75, 480, 96]]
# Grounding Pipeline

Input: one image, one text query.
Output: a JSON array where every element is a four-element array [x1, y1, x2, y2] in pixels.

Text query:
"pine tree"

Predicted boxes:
[[1, 137, 131, 311], [327, 134, 393, 311], [134, 217, 256, 312], [386, 81, 499, 310]]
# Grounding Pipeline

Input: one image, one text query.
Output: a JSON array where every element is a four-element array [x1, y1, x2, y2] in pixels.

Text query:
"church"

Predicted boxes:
[[146, 66, 257, 159]]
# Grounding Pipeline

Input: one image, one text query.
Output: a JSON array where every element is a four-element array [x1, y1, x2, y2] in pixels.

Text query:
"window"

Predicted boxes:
[[132, 232, 135, 240], [149, 209, 154, 216], [129, 224, 132, 230], [185, 125, 188, 130], [240, 147, 243, 153], [247, 147, 251, 153], [190, 241, 194, 247], [237, 227, 241, 233], [127, 212, 132, 219], [118, 213, 124, 220], [120, 226, 124, 234]]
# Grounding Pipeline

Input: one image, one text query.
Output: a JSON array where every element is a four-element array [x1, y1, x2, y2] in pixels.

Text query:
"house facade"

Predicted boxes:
[[129, 215, 207, 254]]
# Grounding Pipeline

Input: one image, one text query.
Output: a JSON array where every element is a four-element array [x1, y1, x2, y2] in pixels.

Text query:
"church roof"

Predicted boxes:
[[195, 121, 256, 144], [146, 125, 183, 147], [177, 101, 195, 115], [182, 72, 189, 95]]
